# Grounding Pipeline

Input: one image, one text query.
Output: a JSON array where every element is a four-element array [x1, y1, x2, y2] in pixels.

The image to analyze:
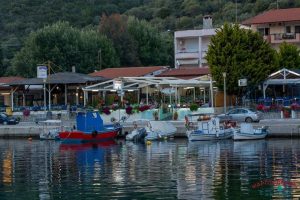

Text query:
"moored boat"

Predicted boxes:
[[126, 120, 148, 142], [233, 123, 268, 140], [59, 111, 119, 143], [39, 120, 62, 140], [144, 121, 177, 141], [186, 117, 234, 141]]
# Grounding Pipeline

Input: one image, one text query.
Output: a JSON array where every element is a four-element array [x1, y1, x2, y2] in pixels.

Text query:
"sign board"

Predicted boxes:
[[113, 80, 123, 90], [37, 66, 48, 79], [238, 79, 247, 87]]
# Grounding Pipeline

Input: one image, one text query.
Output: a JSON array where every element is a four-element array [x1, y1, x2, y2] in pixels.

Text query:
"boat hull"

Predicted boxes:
[[59, 130, 118, 143], [187, 130, 233, 141], [233, 132, 267, 140]]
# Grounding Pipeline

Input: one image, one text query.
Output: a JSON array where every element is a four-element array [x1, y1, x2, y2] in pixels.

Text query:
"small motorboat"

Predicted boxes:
[[59, 111, 120, 143], [144, 121, 177, 141], [126, 120, 148, 142], [186, 117, 234, 141], [39, 120, 62, 140], [233, 123, 268, 140]]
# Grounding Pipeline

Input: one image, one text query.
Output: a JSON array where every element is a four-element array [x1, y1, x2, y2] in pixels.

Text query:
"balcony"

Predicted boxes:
[[175, 48, 199, 59], [269, 33, 300, 44]]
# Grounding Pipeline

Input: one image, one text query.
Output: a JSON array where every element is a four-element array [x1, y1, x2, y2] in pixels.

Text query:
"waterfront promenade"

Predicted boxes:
[[0, 118, 299, 138]]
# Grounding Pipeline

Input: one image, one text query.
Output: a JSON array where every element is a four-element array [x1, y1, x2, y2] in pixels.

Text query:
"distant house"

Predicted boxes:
[[243, 8, 300, 50], [174, 16, 216, 68], [89, 66, 168, 79]]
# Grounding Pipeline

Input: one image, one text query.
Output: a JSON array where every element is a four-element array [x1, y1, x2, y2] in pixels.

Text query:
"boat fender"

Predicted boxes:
[[133, 122, 138, 129], [92, 131, 98, 138]]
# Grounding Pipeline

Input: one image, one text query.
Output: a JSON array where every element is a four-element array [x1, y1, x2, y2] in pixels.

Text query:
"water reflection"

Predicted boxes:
[[0, 139, 299, 199]]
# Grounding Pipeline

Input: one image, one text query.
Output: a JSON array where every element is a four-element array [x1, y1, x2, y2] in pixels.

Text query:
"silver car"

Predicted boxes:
[[218, 108, 263, 123]]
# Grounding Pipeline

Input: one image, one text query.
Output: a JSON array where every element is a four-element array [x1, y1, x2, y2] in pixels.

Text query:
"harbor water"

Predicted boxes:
[[0, 139, 299, 199]]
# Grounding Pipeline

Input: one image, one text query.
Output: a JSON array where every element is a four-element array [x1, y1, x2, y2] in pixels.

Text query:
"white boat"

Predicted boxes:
[[145, 121, 177, 141], [39, 120, 62, 140], [233, 123, 268, 140], [126, 120, 148, 142], [186, 117, 234, 141]]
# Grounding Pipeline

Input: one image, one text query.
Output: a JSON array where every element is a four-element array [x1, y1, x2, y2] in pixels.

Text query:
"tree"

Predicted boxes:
[[0, 46, 4, 76], [206, 23, 278, 95], [11, 21, 118, 77], [127, 16, 173, 66], [99, 14, 140, 66], [278, 42, 300, 69], [100, 14, 173, 67]]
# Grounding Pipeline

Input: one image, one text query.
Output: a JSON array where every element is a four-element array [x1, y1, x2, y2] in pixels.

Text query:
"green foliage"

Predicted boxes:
[[99, 14, 173, 67], [1, 0, 300, 75], [206, 23, 278, 95], [127, 16, 173, 66], [189, 103, 199, 112], [278, 42, 300, 69], [11, 21, 118, 77]]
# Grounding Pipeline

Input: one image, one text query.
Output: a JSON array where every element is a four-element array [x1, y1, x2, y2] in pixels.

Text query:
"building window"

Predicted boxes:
[[295, 26, 300, 33], [286, 26, 291, 33], [257, 28, 269, 36], [257, 28, 264, 35], [265, 28, 270, 35]]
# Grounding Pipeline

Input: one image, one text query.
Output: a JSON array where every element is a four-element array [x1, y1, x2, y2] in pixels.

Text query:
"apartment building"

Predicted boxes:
[[174, 16, 216, 68], [243, 8, 300, 50]]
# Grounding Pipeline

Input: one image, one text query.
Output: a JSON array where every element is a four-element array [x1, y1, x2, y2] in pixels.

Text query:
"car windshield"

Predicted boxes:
[[0, 113, 7, 118], [249, 109, 256, 112]]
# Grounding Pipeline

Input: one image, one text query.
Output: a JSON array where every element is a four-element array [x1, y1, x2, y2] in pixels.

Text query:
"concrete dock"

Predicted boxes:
[[0, 119, 299, 139]]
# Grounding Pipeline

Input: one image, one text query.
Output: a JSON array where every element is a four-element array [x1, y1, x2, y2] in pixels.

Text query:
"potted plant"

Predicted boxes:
[[153, 111, 159, 120], [173, 111, 178, 120], [102, 107, 111, 115], [125, 105, 133, 115], [282, 107, 291, 118], [189, 103, 199, 112]]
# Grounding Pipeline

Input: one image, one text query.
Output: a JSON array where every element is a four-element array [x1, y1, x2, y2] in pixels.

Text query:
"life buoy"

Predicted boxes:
[[92, 131, 97, 138]]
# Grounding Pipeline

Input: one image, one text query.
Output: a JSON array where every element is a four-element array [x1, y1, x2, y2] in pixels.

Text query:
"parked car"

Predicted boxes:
[[218, 108, 263, 123], [0, 113, 19, 125]]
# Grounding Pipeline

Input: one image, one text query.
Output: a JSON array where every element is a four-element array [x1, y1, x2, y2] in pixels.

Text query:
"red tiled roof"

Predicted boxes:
[[157, 67, 210, 79], [89, 66, 168, 79], [0, 76, 24, 85], [243, 8, 300, 25]]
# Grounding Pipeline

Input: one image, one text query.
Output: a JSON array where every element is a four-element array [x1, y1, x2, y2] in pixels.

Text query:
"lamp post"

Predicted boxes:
[[223, 72, 227, 113]]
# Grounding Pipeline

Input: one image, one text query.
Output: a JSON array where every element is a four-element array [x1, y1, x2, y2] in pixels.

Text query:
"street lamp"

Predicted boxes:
[[223, 72, 227, 113]]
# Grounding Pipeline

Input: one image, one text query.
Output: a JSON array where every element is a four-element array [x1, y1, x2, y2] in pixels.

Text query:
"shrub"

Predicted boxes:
[[173, 111, 178, 120], [290, 103, 299, 111], [256, 104, 264, 111], [102, 107, 111, 115], [189, 103, 199, 112], [153, 111, 159, 120], [139, 105, 150, 112], [125, 106, 133, 115]]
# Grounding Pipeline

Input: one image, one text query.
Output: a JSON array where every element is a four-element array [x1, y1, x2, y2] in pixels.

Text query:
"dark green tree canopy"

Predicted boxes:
[[278, 42, 300, 69], [99, 14, 173, 67], [206, 23, 278, 95], [11, 21, 118, 77]]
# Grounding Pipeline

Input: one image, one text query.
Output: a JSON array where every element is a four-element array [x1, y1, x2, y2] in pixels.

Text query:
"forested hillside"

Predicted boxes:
[[1, 0, 300, 75]]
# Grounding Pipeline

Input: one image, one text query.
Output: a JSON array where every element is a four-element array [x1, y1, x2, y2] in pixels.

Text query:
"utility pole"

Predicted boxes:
[[48, 60, 51, 111]]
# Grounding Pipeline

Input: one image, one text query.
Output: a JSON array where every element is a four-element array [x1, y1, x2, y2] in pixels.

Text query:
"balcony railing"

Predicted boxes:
[[176, 48, 199, 54], [267, 33, 300, 44]]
